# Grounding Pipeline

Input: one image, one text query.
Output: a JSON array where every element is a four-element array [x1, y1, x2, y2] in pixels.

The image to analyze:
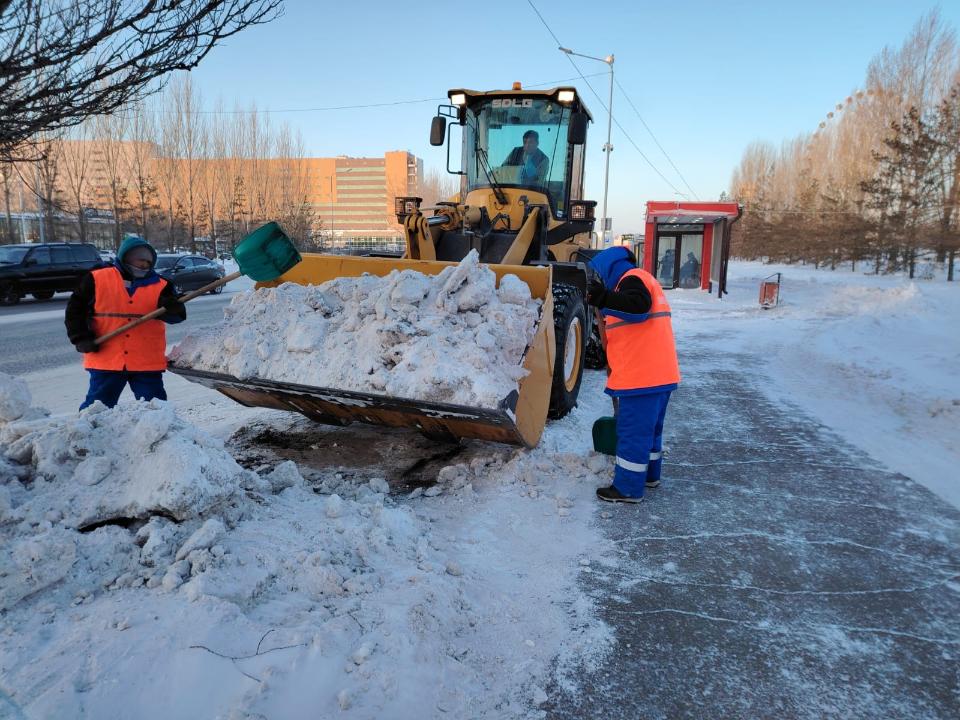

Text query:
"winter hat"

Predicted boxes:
[[117, 235, 157, 266], [117, 236, 157, 279], [589, 246, 636, 291]]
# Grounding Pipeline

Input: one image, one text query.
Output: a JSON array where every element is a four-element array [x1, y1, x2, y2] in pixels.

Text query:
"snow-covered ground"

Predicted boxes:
[[1, 258, 957, 718], [676, 261, 959, 509]]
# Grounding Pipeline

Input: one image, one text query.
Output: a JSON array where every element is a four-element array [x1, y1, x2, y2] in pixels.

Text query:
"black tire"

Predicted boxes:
[[585, 322, 607, 370], [208, 282, 224, 295], [0, 283, 21, 306], [32, 291, 55, 301], [548, 283, 587, 419]]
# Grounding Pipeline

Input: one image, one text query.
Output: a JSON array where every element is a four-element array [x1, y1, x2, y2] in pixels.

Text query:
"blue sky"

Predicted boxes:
[[187, 0, 959, 233]]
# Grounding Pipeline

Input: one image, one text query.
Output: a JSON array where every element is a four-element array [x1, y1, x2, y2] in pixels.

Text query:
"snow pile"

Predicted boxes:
[[0, 372, 259, 613], [170, 250, 542, 408], [0, 370, 615, 718]]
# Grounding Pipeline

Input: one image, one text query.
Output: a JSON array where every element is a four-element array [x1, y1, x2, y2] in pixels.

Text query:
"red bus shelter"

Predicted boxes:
[[642, 201, 742, 296]]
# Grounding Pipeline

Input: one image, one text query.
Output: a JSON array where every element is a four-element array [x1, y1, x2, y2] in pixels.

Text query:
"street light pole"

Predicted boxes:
[[559, 46, 614, 248]]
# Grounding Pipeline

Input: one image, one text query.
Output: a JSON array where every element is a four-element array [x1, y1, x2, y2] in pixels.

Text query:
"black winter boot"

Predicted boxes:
[[596, 485, 644, 504]]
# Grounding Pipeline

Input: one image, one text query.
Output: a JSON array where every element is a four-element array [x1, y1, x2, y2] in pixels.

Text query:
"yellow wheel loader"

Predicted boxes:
[[170, 84, 603, 448]]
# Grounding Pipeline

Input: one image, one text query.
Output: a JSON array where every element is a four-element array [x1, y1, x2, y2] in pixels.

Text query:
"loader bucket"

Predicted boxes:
[[168, 255, 555, 447]]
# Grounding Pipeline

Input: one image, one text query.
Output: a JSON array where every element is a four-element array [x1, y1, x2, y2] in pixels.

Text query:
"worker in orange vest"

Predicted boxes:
[[65, 236, 186, 410], [587, 246, 680, 503]]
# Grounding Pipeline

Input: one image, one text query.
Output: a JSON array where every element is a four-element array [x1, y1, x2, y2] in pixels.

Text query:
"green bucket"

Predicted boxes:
[[592, 416, 617, 456], [234, 222, 302, 282]]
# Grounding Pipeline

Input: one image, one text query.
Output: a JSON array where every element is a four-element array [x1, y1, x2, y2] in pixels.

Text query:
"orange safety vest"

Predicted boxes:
[[84, 267, 168, 372], [603, 268, 680, 391]]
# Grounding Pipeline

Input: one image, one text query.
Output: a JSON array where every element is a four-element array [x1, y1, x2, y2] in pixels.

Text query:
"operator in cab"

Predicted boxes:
[[587, 246, 681, 504], [502, 129, 549, 187]]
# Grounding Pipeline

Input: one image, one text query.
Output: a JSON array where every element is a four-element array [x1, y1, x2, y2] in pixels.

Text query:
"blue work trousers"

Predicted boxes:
[[613, 390, 672, 498], [80, 369, 167, 411]]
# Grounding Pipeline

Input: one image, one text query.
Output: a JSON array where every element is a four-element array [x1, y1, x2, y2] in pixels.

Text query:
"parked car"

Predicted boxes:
[[0, 242, 106, 305], [154, 253, 226, 295]]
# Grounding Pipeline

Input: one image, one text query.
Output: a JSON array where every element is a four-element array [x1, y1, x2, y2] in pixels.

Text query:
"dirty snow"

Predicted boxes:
[[170, 250, 541, 408]]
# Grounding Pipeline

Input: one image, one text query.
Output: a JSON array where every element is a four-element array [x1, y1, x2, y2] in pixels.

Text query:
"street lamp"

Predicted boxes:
[[559, 46, 614, 248]]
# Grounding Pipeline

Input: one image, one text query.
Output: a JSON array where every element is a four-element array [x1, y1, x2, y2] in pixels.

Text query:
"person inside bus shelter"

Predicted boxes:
[[658, 247, 676, 283], [502, 130, 549, 187], [679, 251, 700, 288]]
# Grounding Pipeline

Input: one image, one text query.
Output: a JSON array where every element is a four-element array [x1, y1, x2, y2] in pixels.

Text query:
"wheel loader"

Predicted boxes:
[[169, 84, 602, 448]]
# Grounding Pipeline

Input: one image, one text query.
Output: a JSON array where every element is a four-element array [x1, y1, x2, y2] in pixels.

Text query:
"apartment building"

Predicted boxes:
[[303, 152, 422, 240]]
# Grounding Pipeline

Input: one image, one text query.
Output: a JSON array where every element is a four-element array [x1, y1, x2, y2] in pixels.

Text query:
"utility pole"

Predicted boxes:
[[560, 46, 614, 248]]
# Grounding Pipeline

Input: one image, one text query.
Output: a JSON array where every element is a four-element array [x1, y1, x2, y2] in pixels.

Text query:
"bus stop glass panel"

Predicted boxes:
[[678, 234, 703, 289], [655, 241, 676, 288]]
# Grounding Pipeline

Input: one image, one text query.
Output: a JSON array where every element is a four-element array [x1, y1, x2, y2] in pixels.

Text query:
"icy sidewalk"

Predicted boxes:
[[544, 331, 960, 719]]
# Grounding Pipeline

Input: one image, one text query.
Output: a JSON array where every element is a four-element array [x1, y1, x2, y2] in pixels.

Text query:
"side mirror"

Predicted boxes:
[[430, 116, 447, 146], [568, 112, 588, 145]]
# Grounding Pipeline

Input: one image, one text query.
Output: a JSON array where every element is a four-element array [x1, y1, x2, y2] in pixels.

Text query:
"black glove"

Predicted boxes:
[[75, 339, 97, 353], [159, 296, 185, 314], [586, 276, 607, 307]]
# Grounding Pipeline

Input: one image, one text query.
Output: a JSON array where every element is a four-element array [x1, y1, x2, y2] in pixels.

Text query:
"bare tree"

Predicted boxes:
[[730, 10, 960, 277], [0, 161, 15, 241], [418, 167, 459, 211], [273, 123, 315, 248], [125, 98, 159, 240], [929, 83, 960, 280], [60, 122, 94, 242], [155, 86, 183, 251], [169, 75, 204, 252], [198, 99, 233, 252], [0, 0, 282, 163], [94, 110, 130, 249]]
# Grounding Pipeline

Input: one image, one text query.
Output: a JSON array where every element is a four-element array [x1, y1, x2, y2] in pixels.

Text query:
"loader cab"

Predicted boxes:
[[447, 87, 591, 220]]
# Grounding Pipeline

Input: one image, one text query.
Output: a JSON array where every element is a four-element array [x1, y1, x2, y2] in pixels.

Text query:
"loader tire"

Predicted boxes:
[[549, 283, 586, 419], [584, 322, 607, 370]]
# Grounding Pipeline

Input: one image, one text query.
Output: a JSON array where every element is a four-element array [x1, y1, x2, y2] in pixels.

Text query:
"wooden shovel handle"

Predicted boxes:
[[94, 270, 242, 346]]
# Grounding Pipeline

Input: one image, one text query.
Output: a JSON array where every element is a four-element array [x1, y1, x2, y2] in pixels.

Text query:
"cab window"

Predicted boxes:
[[27, 247, 51, 265], [464, 97, 573, 215]]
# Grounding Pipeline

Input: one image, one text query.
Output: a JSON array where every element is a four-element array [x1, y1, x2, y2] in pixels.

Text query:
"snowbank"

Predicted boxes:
[[0, 373, 256, 613], [170, 250, 541, 408]]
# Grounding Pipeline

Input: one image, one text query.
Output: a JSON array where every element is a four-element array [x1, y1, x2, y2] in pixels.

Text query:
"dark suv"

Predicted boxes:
[[0, 242, 106, 305]]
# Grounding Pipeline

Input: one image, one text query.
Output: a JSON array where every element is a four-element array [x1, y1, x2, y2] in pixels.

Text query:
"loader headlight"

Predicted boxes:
[[569, 200, 596, 222], [395, 196, 423, 222], [557, 90, 575, 104], [450, 93, 467, 106]]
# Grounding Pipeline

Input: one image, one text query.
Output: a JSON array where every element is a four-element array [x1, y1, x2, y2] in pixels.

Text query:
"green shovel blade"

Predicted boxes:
[[592, 416, 617, 456], [234, 221, 302, 282]]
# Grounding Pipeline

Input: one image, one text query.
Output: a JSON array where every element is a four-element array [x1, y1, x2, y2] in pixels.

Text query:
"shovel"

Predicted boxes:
[[591, 307, 618, 456], [94, 222, 301, 346], [592, 415, 617, 456]]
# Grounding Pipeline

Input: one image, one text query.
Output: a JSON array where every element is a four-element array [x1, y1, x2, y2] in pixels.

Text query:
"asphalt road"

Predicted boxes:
[[0, 291, 234, 376]]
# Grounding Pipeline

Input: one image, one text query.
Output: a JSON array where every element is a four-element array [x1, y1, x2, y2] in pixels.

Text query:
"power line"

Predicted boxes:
[[525, 0, 689, 199], [614, 77, 699, 200], [137, 73, 608, 116]]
